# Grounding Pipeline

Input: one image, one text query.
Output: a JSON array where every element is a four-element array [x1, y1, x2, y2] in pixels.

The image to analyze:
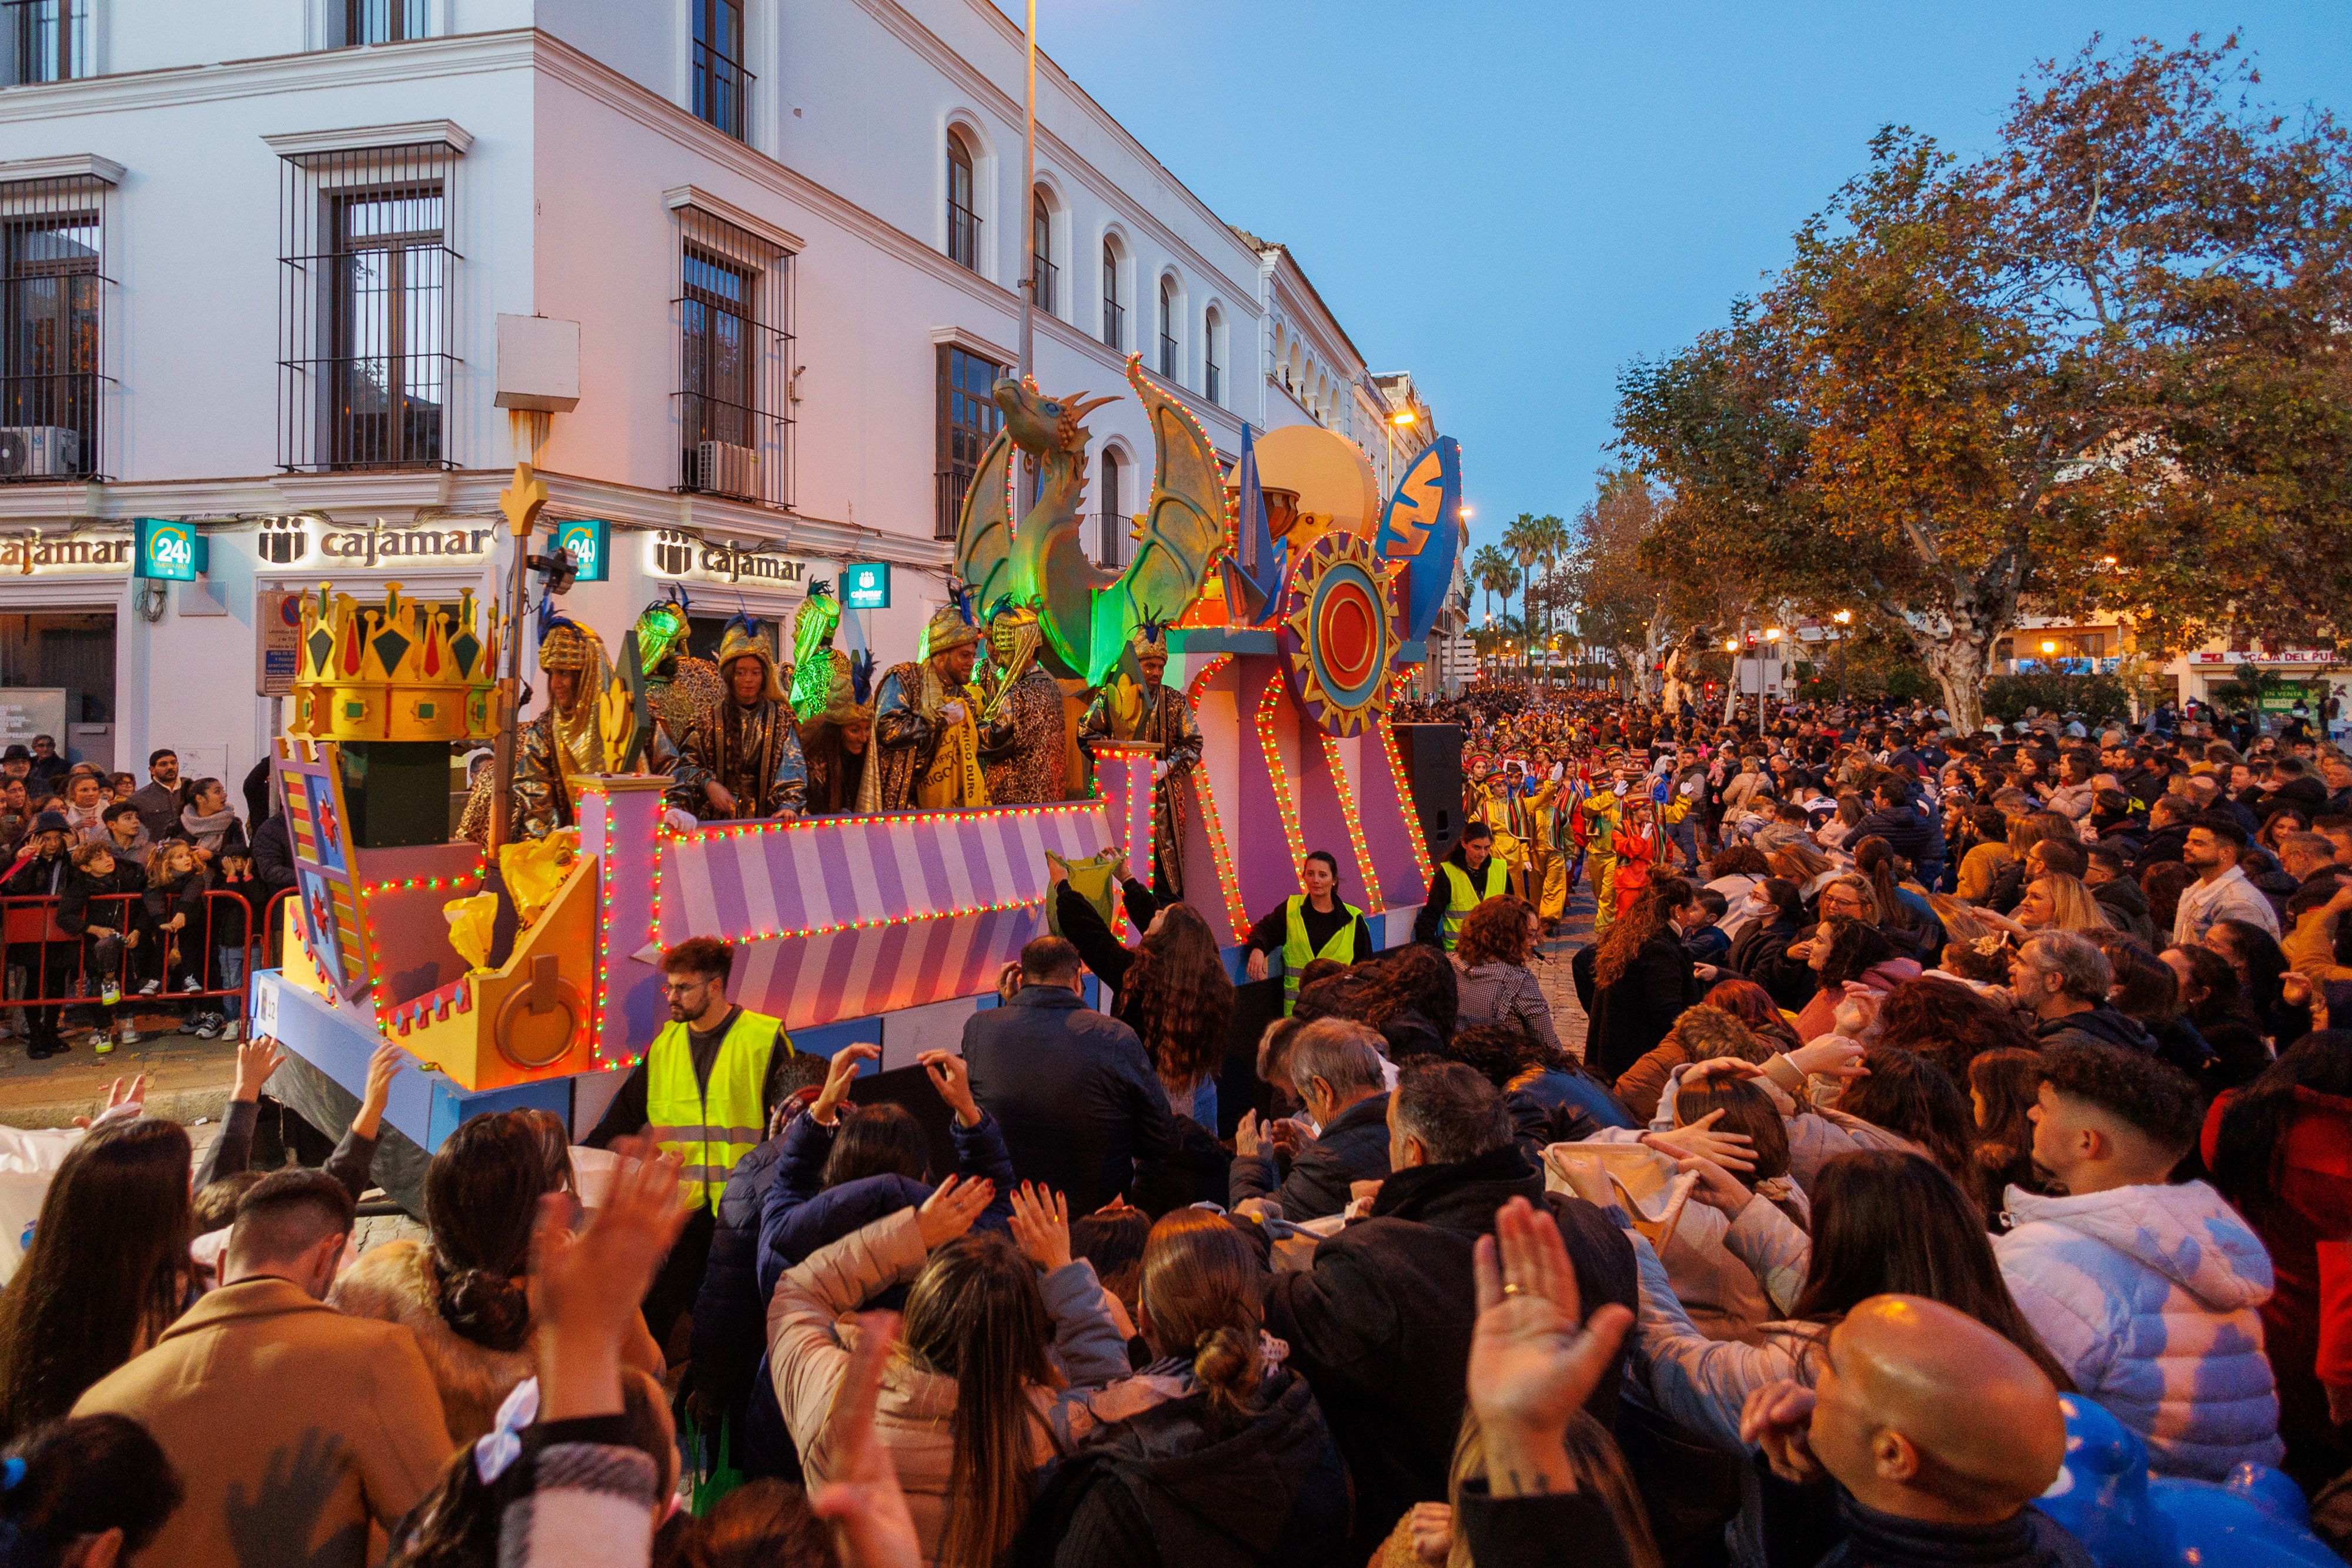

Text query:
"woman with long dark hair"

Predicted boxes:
[[1586, 878, 1705, 1083], [2206, 917, 2295, 1042], [1342, 944, 1459, 1061], [0, 1119, 194, 1442], [1969, 1048, 2047, 1224], [2163, 943, 2274, 1074], [771, 1180, 1131, 1568], [333, 1109, 663, 1442], [1633, 1149, 2071, 1565], [1017, 1209, 1349, 1566], [1834, 1047, 1976, 1197], [1870, 977, 2035, 1087], [1852, 835, 1942, 961], [2204, 1031, 2352, 1489], [1055, 875, 1237, 1124]]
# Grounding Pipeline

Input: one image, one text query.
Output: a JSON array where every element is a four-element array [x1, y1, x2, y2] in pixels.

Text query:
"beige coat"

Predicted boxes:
[[74, 1276, 454, 1568], [765, 1208, 1133, 1568], [330, 1240, 537, 1447]]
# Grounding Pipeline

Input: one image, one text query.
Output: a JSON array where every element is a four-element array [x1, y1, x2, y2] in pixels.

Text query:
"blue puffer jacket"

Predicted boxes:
[[689, 1134, 790, 1434]]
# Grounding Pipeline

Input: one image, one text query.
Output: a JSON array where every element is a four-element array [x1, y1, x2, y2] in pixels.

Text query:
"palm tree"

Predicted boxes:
[[1532, 513, 1569, 684], [1501, 513, 1546, 677], [1469, 544, 1512, 627]]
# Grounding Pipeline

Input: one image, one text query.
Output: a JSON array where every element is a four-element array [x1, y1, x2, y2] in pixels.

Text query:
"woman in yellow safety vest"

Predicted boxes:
[[1412, 819, 1509, 952], [1242, 850, 1376, 1013]]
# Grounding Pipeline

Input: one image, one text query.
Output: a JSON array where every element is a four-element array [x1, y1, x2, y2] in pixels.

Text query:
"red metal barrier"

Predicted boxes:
[[0, 886, 283, 1028]]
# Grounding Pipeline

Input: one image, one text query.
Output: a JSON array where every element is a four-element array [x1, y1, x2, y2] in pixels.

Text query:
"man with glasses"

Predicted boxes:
[[24, 734, 67, 797], [586, 934, 799, 1339]]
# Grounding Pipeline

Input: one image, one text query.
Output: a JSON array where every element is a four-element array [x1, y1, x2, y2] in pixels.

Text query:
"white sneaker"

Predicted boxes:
[[179, 977, 202, 994], [100, 980, 121, 1007], [137, 979, 159, 997], [114, 1024, 139, 1046], [219, 1020, 242, 1042], [192, 1015, 219, 1040]]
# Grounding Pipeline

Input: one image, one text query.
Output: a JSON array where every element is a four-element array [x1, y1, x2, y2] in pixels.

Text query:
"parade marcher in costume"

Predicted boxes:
[[1578, 769, 1627, 936], [1080, 616, 1203, 899], [1490, 757, 1556, 908], [1412, 817, 1509, 951], [786, 583, 850, 724], [1464, 760, 1527, 897], [798, 661, 874, 816], [1242, 848, 1375, 1012], [634, 596, 724, 750], [976, 597, 1070, 805], [463, 613, 612, 843], [669, 616, 808, 821], [861, 603, 990, 813]]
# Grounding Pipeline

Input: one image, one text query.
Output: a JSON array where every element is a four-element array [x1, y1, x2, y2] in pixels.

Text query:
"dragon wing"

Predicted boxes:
[[953, 426, 1019, 618], [1094, 356, 1231, 683]]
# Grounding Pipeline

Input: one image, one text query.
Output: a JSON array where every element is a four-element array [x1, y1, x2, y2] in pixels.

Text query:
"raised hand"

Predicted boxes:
[[1786, 1037, 1869, 1082], [915, 1173, 993, 1250], [1008, 1182, 1072, 1272], [232, 1035, 288, 1104], [1739, 1379, 1825, 1485], [814, 1043, 880, 1125], [75, 1073, 149, 1130], [532, 1134, 687, 1422], [1468, 1196, 1633, 1497], [352, 1042, 406, 1139], [809, 1310, 923, 1568], [1643, 1107, 1757, 1173], [1234, 1109, 1267, 1159], [1675, 1155, 1755, 1218], [917, 1049, 981, 1127]]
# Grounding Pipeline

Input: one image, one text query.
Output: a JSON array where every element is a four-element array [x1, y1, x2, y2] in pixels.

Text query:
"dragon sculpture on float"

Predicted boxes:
[[954, 356, 1231, 686]]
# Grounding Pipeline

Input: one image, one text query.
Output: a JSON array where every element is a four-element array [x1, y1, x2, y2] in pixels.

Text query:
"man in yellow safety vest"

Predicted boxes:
[[586, 934, 798, 1339], [1412, 820, 1509, 951], [1242, 849, 1376, 1013]]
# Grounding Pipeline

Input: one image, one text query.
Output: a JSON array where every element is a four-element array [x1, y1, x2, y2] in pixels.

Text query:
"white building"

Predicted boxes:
[[0, 0, 1442, 784]]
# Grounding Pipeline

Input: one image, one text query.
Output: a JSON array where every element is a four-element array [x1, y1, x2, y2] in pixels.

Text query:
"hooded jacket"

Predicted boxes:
[[2090, 875, 2155, 944], [1995, 1180, 2283, 1479], [1013, 1368, 1352, 1568]]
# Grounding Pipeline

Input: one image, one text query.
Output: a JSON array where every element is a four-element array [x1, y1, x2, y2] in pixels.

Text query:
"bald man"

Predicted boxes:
[[1740, 1295, 2093, 1567]]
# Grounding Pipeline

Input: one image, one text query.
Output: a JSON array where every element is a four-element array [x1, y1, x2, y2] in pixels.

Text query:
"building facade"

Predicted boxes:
[[0, 0, 1444, 783]]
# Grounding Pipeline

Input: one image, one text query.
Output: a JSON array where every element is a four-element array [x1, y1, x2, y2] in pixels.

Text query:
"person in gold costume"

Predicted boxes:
[[461, 616, 612, 844], [1078, 617, 1201, 898], [667, 617, 807, 820], [976, 597, 1068, 805], [861, 604, 990, 813], [633, 597, 723, 752]]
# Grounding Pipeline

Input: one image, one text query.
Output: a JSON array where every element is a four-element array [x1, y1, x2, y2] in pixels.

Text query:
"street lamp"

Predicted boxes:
[[1018, 0, 1038, 378], [1832, 609, 1852, 703], [1762, 627, 1784, 739], [1392, 409, 1418, 427]]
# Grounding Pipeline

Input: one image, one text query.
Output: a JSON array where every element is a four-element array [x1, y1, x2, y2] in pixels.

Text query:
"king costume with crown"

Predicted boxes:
[[977, 596, 1069, 806], [1078, 616, 1201, 897], [667, 616, 808, 821], [863, 603, 990, 813]]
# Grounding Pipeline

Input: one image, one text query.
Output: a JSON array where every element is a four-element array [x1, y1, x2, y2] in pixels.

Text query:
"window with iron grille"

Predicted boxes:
[[676, 204, 791, 506], [2, 0, 89, 85], [946, 132, 978, 271], [1157, 276, 1177, 381], [277, 142, 462, 472], [339, 0, 422, 46], [1101, 239, 1123, 350], [1, 173, 109, 482], [1096, 447, 1124, 567], [1030, 188, 1056, 316], [692, 0, 751, 142], [936, 345, 1004, 540]]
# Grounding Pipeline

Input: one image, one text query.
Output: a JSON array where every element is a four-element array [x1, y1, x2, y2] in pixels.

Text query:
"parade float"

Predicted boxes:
[[258, 357, 1464, 1154]]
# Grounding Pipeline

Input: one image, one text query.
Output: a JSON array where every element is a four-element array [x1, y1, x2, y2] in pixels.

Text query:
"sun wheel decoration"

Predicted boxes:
[[1279, 531, 1399, 738]]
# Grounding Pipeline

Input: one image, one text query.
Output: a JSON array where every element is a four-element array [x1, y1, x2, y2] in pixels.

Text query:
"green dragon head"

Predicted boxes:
[[992, 378, 1115, 458]]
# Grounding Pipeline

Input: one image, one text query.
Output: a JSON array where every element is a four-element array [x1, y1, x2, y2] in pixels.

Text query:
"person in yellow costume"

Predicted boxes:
[[862, 604, 990, 813], [583, 935, 799, 1343], [1464, 760, 1528, 902], [1525, 753, 1575, 929], [1578, 771, 1626, 937]]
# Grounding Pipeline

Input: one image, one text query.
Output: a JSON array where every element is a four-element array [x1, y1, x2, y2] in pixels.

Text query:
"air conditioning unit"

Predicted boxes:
[[693, 440, 758, 500], [0, 427, 81, 479]]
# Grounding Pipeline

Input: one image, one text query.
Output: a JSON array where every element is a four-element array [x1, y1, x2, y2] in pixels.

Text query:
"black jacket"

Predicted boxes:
[[2133, 820, 2193, 876], [1815, 1490, 2094, 1568], [1257, 1143, 1636, 1544], [1588, 932, 1702, 1082], [1732, 917, 1815, 1011], [962, 984, 1175, 1215], [1455, 1483, 1639, 1568], [2090, 877, 2155, 944], [1012, 1369, 1351, 1568], [56, 858, 145, 939], [689, 1134, 789, 1434], [2034, 1005, 2161, 1055], [1228, 1091, 1391, 1221], [250, 813, 298, 901]]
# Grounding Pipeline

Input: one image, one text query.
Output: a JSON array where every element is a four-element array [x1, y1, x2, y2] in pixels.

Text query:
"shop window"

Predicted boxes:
[[1, 172, 108, 482], [936, 345, 1004, 540], [675, 203, 791, 506]]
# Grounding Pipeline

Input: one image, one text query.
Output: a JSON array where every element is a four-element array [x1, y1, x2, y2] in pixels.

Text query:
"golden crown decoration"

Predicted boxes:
[[292, 581, 500, 743]]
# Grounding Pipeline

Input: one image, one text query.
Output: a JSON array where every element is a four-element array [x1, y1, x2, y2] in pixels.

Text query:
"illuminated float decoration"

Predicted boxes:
[[256, 369, 1465, 1152]]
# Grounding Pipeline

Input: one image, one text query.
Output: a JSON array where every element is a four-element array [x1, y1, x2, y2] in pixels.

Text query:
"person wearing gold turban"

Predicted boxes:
[[861, 603, 988, 813], [667, 616, 807, 820], [1078, 616, 1201, 898], [976, 597, 1069, 806], [800, 661, 874, 816], [460, 615, 612, 843]]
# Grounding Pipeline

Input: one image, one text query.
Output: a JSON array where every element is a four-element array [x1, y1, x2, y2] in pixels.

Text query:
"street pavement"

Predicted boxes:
[[0, 1009, 241, 1131]]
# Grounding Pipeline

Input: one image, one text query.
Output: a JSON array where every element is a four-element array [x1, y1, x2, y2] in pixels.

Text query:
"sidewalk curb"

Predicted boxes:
[[0, 1085, 227, 1133]]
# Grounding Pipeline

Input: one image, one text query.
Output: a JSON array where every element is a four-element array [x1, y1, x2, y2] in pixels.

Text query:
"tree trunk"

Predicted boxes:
[[1913, 629, 1996, 734]]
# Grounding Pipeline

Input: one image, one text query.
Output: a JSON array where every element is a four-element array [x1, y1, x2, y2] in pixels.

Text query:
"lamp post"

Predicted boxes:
[[1723, 634, 1740, 728], [1763, 627, 1784, 740], [1017, 0, 1037, 380], [1832, 608, 1852, 704]]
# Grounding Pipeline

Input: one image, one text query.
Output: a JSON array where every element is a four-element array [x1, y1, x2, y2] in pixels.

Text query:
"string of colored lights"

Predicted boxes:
[[357, 869, 483, 898], [1255, 673, 1308, 872], [1180, 654, 1250, 933]]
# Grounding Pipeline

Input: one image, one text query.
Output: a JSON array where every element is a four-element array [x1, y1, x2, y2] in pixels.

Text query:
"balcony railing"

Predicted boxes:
[[937, 468, 975, 541], [693, 39, 752, 141], [1034, 255, 1058, 315], [1102, 297, 1124, 350]]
